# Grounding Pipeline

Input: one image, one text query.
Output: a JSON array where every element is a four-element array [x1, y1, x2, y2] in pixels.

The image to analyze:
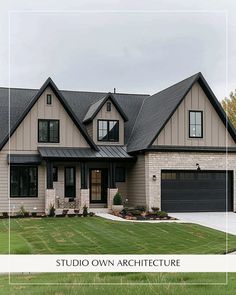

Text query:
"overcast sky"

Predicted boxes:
[[0, 0, 236, 100]]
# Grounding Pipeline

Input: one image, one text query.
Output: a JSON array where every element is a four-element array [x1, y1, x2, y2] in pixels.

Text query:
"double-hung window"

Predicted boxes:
[[189, 111, 203, 138], [38, 119, 59, 143], [98, 120, 119, 142]]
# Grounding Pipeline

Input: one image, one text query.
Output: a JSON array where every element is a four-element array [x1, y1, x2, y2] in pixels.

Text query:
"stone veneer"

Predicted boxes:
[[80, 189, 90, 210], [144, 152, 236, 212], [45, 189, 56, 214]]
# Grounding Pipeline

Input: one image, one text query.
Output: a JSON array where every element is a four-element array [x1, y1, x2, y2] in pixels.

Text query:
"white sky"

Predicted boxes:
[[0, 0, 236, 99]]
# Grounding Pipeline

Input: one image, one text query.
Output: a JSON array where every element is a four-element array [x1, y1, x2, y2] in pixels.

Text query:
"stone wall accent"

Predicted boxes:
[[45, 189, 56, 214], [145, 152, 236, 211], [107, 188, 118, 209], [80, 189, 90, 210]]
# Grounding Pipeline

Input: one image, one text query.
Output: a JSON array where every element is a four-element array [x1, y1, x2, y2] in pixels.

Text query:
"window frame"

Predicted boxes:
[[115, 167, 126, 182], [38, 119, 60, 143], [97, 119, 119, 142], [189, 110, 203, 139], [46, 94, 52, 105], [10, 165, 38, 198]]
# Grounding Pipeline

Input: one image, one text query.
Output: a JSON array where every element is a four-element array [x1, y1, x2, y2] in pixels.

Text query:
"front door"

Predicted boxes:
[[90, 169, 108, 204], [65, 167, 76, 199]]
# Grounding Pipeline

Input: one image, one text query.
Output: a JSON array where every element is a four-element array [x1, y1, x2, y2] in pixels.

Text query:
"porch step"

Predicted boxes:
[[90, 207, 110, 214], [90, 203, 107, 208]]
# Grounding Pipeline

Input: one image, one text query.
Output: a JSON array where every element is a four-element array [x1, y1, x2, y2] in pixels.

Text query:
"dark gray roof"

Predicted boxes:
[[7, 154, 41, 164], [83, 96, 106, 122], [38, 146, 134, 160]]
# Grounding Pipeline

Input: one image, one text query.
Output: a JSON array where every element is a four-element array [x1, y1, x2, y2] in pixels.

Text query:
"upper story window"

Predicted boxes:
[[107, 101, 111, 112], [189, 111, 203, 138], [98, 120, 119, 142], [38, 119, 59, 143], [46, 94, 52, 105]]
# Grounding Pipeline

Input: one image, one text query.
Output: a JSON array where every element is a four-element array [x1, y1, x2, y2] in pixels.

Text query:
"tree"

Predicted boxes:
[[222, 89, 236, 128]]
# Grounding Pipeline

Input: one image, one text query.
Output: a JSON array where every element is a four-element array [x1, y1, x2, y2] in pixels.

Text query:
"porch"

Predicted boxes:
[[38, 146, 135, 213]]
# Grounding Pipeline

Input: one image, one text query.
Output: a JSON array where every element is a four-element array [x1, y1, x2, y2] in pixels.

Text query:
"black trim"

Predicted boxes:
[[189, 110, 203, 138], [83, 93, 128, 123], [10, 165, 38, 198], [141, 145, 236, 153], [7, 154, 41, 165], [46, 161, 53, 189], [53, 166, 58, 182], [115, 167, 126, 182], [38, 119, 60, 143], [147, 72, 236, 149], [97, 119, 119, 142], [0, 77, 98, 151]]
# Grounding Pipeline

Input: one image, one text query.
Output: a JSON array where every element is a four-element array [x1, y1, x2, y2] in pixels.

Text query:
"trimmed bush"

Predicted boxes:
[[113, 192, 123, 205]]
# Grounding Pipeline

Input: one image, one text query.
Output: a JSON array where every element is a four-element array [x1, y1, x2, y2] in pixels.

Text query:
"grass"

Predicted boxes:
[[0, 216, 235, 254], [1, 273, 236, 295]]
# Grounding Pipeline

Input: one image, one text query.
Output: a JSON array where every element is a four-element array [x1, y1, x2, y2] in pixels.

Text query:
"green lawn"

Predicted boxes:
[[0, 216, 235, 254], [1, 273, 236, 295]]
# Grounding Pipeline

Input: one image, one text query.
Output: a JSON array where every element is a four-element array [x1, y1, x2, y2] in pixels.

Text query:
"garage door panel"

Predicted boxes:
[[161, 171, 232, 212]]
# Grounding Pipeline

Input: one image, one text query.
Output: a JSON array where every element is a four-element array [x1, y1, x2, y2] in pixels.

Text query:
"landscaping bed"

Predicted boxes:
[[113, 206, 177, 221]]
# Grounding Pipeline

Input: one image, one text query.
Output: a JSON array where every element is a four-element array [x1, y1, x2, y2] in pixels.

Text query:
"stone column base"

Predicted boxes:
[[80, 189, 90, 211], [45, 189, 56, 215], [107, 188, 118, 210]]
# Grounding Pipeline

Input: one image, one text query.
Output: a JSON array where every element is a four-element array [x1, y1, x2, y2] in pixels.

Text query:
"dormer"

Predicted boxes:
[[83, 93, 128, 145]]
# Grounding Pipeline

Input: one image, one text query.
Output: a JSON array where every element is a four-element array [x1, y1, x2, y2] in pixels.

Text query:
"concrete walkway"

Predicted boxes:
[[171, 212, 236, 236]]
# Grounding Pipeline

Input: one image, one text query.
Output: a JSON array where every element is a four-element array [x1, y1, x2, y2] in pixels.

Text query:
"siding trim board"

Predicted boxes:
[[144, 146, 236, 153]]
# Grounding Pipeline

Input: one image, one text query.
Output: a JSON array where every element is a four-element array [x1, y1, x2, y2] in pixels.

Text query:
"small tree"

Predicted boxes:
[[113, 192, 123, 205], [222, 90, 236, 128]]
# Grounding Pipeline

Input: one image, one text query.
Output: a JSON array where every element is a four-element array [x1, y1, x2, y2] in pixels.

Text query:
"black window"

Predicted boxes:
[[189, 111, 203, 138], [53, 167, 58, 182], [107, 101, 111, 111], [115, 167, 126, 182], [38, 119, 59, 143], [46, 94, 52, 105], [98, 120, 119, 142], [10, 166, 38, 198]]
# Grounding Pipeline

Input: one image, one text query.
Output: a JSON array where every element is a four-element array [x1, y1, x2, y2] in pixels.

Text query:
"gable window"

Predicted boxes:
[[107, 101, 111, 112], [38, 119, 59, 143], [98, 120, 119, 142], [53, 167, 58, 182], [115, 167, 126, 182], [10, 166, 38, 198], [189, 111, 203, 138], [46, 94, 52, 105]]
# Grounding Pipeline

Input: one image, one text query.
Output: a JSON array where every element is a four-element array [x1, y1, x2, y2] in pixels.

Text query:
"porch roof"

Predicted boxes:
[[38, 146, 135, 161], [7, 154, 41, 164]]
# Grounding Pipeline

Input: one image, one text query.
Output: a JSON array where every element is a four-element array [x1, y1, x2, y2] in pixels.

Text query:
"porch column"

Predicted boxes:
[[80, 162, 88, 189], [109, 162, 116, 189], [46, 160, 53, 189]]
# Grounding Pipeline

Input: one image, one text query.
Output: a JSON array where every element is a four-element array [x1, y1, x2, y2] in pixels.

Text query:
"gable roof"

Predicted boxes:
[[83, 92, 128, 123], [0, 77, 98, 151], [127, 72, 236, 152]]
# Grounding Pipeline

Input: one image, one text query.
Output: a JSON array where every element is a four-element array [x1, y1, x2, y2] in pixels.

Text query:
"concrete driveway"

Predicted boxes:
[[171, 212, 236, 236]]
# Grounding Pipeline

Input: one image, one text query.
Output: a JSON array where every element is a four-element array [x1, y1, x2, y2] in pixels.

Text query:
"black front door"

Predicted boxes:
[[65, 167, 76, 198], [90, 169, 108, 203]]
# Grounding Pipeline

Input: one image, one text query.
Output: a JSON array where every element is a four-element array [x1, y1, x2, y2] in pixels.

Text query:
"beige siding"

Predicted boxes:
[[91, 99, 125, 145], [153, 82, 236, 147], [86, 122, 93, 139], [3, 86, 89, 151], [127, 155, 146, 207]]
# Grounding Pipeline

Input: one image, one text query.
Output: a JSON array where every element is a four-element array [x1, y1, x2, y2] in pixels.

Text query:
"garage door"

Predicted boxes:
[[161, 170, 233, 212]]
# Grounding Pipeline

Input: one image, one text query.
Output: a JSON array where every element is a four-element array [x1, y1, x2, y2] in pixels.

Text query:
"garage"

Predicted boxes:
[[161, 170, 233, 212]]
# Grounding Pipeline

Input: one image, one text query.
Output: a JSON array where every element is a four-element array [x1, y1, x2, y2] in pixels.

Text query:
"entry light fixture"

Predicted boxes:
[[152, 175, 157, 181], [196, 163, 201, 171]]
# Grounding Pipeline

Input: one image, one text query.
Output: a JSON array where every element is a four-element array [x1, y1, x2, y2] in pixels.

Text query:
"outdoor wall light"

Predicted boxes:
[[196, 163, 201, 171], [152, 175, 157, 181]]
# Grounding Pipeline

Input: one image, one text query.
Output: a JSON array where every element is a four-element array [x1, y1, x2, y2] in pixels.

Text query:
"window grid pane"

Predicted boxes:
[[189, 111, 202, 138]]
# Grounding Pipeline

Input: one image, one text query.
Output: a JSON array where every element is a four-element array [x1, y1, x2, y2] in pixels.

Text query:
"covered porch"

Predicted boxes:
[[38, 146, 135, 212]]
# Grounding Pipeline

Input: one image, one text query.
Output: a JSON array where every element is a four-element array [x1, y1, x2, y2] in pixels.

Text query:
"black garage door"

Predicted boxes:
[[161, 170, 233, 212]]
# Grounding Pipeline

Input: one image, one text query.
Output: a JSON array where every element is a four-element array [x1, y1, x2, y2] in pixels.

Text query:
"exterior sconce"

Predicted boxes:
[[196, 163, 201, 171], [152, 175, 157, 181]]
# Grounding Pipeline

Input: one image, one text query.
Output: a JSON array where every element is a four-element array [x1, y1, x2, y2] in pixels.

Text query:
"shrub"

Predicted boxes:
[[83, 205, 88, 217], [2, 212, 8, 218], [113, 192, 123, 205], [18, 205, 29, 217], [151, 207, 159, 213], [135, 205, 146, 212], [49, 205, 55, 217], [157, 211, 168, 218], [89, 212, 95, 217]]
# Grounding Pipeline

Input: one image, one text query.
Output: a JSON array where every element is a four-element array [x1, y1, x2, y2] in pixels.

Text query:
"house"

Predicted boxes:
[[0, 72, 236, 214]]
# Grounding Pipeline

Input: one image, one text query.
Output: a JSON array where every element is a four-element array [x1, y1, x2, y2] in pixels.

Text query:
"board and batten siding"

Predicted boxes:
[[3, 86, 90, 151], [91, 99, 125, 145], [127, 155, 146, 207], [0, 86, 90, 212], [153, 82, 236, 147]]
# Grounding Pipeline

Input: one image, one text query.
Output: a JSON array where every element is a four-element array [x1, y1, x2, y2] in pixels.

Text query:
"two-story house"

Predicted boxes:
[[0, 72, 236, 214]]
